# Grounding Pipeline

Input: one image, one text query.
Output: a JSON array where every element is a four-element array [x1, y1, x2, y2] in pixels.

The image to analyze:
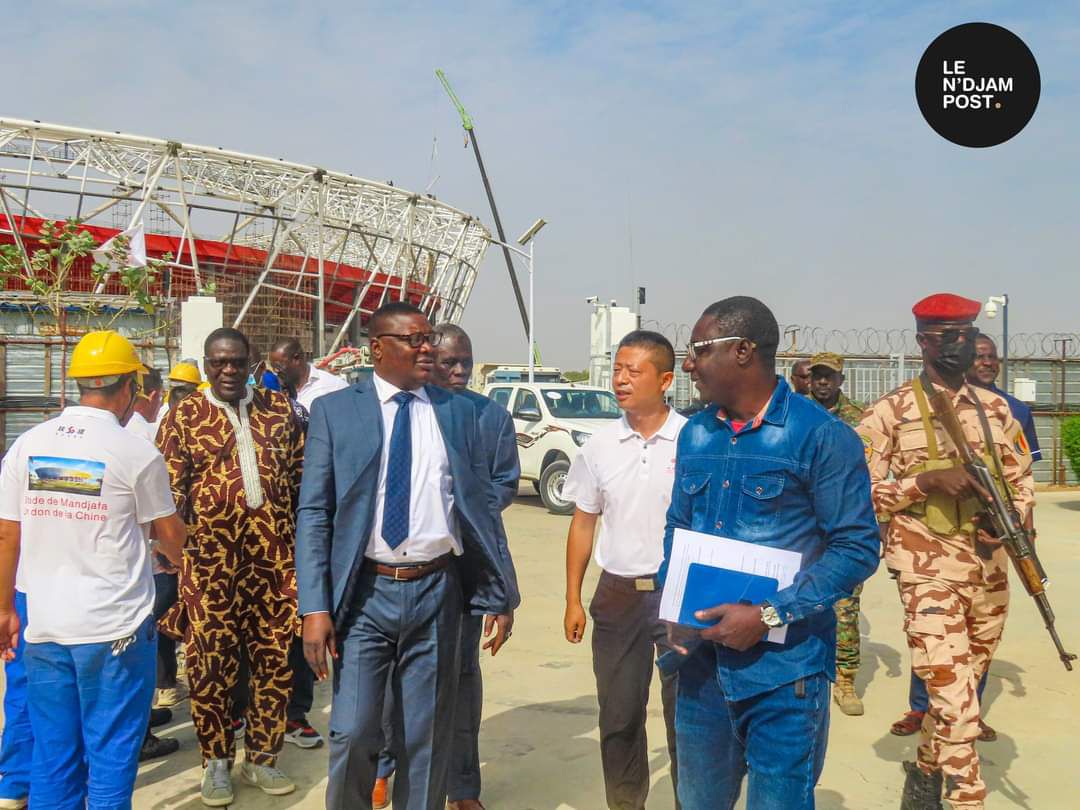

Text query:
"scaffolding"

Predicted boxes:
[[0, 118, 491, 354]]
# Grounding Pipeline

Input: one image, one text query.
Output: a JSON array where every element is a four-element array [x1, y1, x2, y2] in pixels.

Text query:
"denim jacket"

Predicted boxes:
[[660, 377, 879, 701]]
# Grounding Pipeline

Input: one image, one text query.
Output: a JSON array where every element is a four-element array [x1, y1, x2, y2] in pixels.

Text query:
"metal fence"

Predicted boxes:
[[659, 350, 1080, 486]]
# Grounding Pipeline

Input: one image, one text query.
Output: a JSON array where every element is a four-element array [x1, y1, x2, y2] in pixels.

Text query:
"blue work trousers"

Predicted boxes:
[[675, 644, 830, 810], [25, 614, 156, 810], [0, 591, 31, 801]]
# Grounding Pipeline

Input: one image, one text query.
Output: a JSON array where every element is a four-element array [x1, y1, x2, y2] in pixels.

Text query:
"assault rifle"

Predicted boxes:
[[925, 379, 1076, 671]]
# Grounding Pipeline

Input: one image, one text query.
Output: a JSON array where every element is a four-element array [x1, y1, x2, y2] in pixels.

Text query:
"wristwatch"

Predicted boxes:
[[760, 602, 784, 629]]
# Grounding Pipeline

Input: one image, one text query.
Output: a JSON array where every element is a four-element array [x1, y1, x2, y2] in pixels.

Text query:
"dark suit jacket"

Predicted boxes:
[[296, 379, 517, 630], [460, 388, 520, 606]]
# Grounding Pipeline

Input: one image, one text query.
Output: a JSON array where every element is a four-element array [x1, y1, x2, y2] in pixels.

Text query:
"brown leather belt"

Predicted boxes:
[[369, 553, 452, 581]]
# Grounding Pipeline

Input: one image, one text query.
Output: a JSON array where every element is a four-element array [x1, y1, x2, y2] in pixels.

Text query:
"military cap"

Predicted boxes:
[[912, 293, 981, 324], [809, 352, 844, 373]]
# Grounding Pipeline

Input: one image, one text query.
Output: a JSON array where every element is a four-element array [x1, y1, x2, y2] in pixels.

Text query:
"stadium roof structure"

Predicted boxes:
[[0, 118, 491, 353]]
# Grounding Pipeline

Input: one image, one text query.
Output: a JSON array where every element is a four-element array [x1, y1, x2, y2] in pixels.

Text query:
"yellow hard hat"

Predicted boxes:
[[198, 381, 210, 391], [169, 362, 202, 385], [67, 330, 148, 388]]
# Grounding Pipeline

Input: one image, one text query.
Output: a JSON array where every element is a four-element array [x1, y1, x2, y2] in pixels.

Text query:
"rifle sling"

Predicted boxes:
[[918, 371, 1009, 494]]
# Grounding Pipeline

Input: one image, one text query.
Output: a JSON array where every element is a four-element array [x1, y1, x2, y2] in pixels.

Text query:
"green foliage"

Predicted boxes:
[[0, 218, 168, 327], [563, 369, 590, 383], [1063, 416, 1080, 481]]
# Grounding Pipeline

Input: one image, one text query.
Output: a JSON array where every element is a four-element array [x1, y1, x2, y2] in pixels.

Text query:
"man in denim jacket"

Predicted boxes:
[[660, 296, 879, 810]]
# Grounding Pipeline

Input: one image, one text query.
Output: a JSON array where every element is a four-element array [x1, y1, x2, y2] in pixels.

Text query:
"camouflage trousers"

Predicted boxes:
[[834, 582, 863, 675], [897, 572, 1009, 810]]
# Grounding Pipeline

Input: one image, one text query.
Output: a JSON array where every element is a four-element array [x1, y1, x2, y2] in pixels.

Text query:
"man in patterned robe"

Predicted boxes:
[[159, 328, 304, 805]]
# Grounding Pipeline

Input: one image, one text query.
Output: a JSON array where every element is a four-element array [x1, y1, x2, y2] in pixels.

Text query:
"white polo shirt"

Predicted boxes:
[[124, 410, 158, 444], [365, 373, 461, 564], [0, 406, 177, 644], [563, 408, 686, 577], [296, 364, 349, 412]]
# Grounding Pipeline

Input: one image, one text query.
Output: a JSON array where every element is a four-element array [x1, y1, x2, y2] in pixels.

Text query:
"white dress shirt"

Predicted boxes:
[[365, 373, 461, 563], [563, 408, 686, 577], [296, 363, 349, 412]]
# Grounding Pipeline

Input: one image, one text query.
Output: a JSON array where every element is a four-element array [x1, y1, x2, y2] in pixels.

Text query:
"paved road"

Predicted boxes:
[[5, 489, 1079, 808]]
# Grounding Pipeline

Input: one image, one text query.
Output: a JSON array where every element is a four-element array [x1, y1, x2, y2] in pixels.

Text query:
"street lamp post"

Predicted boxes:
[[984, 294, 1009, 390], [486, 218, 547, 383]]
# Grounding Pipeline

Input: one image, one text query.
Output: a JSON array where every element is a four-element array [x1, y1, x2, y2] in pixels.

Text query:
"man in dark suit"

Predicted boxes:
[[297, 302, 518, 810]]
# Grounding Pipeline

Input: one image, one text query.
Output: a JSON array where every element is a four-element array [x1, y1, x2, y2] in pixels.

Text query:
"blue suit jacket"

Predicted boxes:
[[296, 379, 518, 630]]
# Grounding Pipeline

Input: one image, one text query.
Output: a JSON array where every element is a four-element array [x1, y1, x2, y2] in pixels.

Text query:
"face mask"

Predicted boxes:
[[933, 341, 977, 375]]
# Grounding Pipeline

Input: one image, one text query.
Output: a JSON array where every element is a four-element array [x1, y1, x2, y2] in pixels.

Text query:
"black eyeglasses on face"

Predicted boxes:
[[204, 356, 249, 372], [919, 327, 979, 346], [376, 332, 443, 349]]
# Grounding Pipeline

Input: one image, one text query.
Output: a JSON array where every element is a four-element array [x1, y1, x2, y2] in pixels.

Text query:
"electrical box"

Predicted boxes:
[[1012, 378, 1037, 403]]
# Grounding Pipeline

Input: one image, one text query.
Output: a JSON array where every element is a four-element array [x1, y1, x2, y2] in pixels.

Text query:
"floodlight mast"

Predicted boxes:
[[436, 68, 530, 340]]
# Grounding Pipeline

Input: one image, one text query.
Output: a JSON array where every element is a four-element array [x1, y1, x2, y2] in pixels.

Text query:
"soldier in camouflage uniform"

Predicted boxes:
[[856, 294, 1034, 810], [808, 352, 867, 716]]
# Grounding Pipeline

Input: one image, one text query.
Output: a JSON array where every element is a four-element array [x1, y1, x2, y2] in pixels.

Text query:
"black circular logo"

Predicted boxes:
[[915, 22, 1040, 148]]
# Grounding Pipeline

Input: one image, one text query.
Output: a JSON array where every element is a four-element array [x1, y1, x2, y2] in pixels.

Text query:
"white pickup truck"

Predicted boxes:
[[483, 382, 621, 515]]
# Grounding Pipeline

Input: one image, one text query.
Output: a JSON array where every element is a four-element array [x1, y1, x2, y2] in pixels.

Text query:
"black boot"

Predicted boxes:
[[900, 761, 943, 810], [139, 730, 180, 762]]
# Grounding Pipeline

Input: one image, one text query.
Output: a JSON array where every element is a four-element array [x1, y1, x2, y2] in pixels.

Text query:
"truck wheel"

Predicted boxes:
[[539, 459, 574, 515]]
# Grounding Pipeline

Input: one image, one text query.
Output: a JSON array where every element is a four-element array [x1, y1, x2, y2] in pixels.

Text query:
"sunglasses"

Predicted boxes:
[[919, 327, 979, 347], [687, 335, 753, 361]]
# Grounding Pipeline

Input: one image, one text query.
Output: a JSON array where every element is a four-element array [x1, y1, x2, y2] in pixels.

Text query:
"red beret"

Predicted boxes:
[[912, 293, 981, 323]]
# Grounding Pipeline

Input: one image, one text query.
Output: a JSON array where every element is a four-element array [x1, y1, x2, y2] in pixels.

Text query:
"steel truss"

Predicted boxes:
[[0, 118, 490, 353]]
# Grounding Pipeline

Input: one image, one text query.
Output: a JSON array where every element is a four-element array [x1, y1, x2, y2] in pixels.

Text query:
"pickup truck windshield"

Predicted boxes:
[[541, 389, 620, 419]]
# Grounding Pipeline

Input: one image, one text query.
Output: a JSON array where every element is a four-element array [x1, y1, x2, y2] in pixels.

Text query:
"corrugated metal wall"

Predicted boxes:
[[1, 310, 177, 453]]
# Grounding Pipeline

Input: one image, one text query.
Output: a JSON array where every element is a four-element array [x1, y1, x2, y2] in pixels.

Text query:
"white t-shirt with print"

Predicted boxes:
[[0, 406, 177, 644]]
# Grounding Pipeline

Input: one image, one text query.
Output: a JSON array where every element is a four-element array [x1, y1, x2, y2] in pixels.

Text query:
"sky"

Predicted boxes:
[[3, 1, 1078, 368]]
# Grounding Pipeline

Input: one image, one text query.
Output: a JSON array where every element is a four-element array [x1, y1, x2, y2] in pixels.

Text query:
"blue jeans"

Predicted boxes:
[[25, 615, 156, 810], [0, 591, 31, 801], [675, 644, 829, 810], [909, 668, 988, 714]]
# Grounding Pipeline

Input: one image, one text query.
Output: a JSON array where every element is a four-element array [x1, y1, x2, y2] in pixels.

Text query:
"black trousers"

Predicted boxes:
[[152, 572, 179, 688], [590, 569, 679, 810]]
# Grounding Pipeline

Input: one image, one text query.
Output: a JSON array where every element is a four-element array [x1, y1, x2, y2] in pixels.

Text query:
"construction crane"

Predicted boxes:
[[436, 68, 530, 339]]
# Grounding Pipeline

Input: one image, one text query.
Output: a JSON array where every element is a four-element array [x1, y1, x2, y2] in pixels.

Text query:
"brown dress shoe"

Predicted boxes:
[[372, 777, 390, 809]]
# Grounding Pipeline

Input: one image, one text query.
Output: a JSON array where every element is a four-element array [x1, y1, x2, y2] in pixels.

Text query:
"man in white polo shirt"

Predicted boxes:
[[268, 337, 348, 413], [0, 330, 186, 809], [563, 330, 686, 810]]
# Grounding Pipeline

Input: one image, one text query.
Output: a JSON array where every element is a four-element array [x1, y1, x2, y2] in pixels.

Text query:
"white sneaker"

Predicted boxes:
[[200, 759, 234, 807], [240, 762, 296, 796]]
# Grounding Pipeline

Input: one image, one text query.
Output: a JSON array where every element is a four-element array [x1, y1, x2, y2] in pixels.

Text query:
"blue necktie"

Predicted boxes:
[[382, 391, 415, 549]]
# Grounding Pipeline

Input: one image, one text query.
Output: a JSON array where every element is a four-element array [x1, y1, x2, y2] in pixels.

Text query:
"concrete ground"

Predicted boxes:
[[4, 488, 1079, 808]]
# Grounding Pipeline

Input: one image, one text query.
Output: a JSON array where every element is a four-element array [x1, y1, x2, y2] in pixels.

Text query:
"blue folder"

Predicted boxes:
[[677, 562, 780, 630]]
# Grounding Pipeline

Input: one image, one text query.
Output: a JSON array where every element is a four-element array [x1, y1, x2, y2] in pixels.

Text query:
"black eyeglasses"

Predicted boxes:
[[919, 327, 979, 346], [204, 356, 249, 372], [376, 332, 443, 349]]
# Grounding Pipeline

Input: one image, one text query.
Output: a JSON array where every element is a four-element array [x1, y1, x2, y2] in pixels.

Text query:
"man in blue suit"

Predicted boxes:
[[297, 302, 518, 810]]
